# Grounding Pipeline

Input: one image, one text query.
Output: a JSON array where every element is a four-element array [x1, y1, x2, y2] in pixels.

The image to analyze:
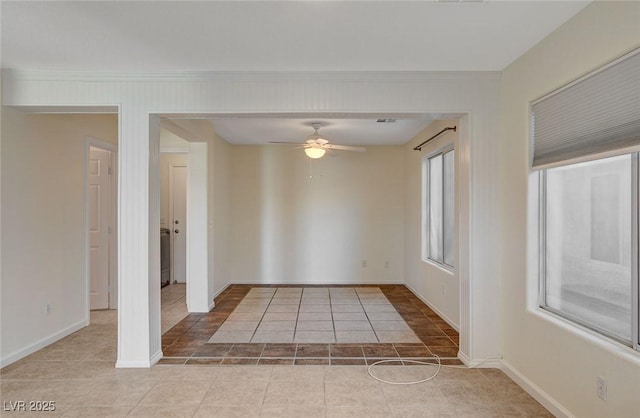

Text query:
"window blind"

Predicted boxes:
[[531, 49, 640, 168]]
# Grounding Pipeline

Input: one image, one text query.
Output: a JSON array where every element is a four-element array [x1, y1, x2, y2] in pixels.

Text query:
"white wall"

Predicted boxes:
[[159, 152, 188, 229], [210, 132, 231, 298], [229, 145, 405, 285], [499, 2, 640, 417], [0, 110, 118, 366], [404, 120, 460, 329]]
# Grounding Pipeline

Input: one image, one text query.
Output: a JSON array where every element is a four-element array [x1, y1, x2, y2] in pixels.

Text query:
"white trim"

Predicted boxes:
[[0, 319, 87, 368], [404, 282, 459, 331], [501, 359, 575, 418], [2, 69, 501, 83], [208, 300, 216, 311]]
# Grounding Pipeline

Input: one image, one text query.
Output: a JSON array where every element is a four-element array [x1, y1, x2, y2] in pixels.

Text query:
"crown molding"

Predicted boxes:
[[1, 69, 501, 83]]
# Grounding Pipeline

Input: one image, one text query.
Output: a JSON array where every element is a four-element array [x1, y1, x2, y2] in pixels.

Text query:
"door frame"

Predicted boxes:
[[85, 137, 118, 319], [168, 163, 187, 284]]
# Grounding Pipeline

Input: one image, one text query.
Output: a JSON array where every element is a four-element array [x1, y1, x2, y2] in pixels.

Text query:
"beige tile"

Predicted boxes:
[[139, 381, 210, 406], [251, 331, 294, 343], [28, 381, 99, 407], [294, 331, 336, 343], [217, 321, 260, 331], [0, 381, 44, 401], [362, 305, 397, 313], [233, 305, 268, 313], [262, 312, 298, 321], [298, 304, 332, 313], [61, 406, 132, 417], [77, 381, 156, 406], [365, 312, 403, 321], [369, 320, 411, 331], [201, 380, 268, 406], [297, 312, 332, 321], [210, 365, 273, 381], [326, 406, 393, 418], [335, 331, 378, 343], [330, 298, 360, 305], [194, 405, 259, 418], [325, 380, 386, 407], [263, 380, 325, 406], [269, 365, 325, 382], [299, 298, 330, 304], [331, 305, 365, 313], [381, 381, 447, 406], [269, 298, 300, 305], [376, 330, 421, 343], [387, 406, 455, 417], [256, 321, 296, 331], [1, 361, 69, 380], [227, 312, 264, 321], [261, 406, 326, 418], [332, 312, 368, 321], [333, 321, 373, 331], [265, 304, 299, 313], [296, 320, 334, 331], [128, 406, 198, 418]]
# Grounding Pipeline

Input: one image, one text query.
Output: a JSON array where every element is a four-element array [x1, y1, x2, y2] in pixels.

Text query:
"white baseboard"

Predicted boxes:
[[0, 318, 87, 368], [403, 282, 459, 331], [150, 349, 163, 366], [213, 281, 232, 299], [501, 359, 574, 418], [457, 351, 502, 368], [115, 359, 153, 368], [116, 349, 163, 369], [208, 300, 215, 311]]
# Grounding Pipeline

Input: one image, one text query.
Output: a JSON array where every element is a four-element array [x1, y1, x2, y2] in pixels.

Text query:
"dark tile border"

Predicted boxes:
[[161, 284, 460, 366]]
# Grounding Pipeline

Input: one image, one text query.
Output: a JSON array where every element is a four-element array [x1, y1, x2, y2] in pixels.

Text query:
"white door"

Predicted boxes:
[[89, 147, 112, 310], [170, 165, 187, 283]]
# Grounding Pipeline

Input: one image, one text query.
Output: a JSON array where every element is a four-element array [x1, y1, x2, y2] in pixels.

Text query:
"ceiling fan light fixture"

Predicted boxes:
[[304, 147, 326, 159]]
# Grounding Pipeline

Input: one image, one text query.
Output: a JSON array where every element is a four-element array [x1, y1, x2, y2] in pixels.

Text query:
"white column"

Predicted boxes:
[[116, 108, 162, 368], [186, 142, 211, 312]]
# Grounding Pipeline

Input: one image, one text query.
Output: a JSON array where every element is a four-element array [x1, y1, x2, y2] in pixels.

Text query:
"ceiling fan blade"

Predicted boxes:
[[324, 144, 367, 152]]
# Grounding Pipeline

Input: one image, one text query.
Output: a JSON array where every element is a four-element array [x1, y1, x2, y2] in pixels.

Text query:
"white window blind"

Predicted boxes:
[[531, 49, 640, 168]]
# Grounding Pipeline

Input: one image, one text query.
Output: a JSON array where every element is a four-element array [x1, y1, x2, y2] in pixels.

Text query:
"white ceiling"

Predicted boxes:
[[1, 1, 589, 146], [207, 115, 438, 145], [1, 1, 588, 72]]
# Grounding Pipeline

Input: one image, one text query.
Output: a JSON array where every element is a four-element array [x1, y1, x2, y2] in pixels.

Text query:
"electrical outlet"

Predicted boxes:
[[596, 376, 607, 401], [361, 260, 367, 268], [45, 303, 51, 316], [384, 261, 389, 268]]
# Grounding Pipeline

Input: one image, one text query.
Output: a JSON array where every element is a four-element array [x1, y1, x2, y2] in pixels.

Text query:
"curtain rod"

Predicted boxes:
[[413, 126, 457, 151]]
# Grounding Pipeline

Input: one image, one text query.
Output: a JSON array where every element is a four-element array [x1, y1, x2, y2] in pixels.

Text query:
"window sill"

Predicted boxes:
[[422, 259, 455, 275], [531, 307, 640, 367]]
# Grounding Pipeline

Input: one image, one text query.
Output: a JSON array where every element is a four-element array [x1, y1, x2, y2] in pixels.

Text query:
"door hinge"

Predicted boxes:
[[108, 167, 113, 175], [108, 226, 112, 234]]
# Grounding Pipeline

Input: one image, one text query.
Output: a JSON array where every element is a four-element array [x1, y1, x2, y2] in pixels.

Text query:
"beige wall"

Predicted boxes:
[[229, 145, 405, 285], [499, 2, 640, 417], [1, 110, 118, 364], [404, 120, 460, 328]]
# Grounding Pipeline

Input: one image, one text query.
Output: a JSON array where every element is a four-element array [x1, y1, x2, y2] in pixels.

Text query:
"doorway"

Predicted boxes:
[[87, 140, 117, 311]]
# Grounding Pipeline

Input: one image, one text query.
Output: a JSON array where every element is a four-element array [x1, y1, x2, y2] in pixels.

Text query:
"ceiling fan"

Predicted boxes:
[[270, 123, 366, 159]]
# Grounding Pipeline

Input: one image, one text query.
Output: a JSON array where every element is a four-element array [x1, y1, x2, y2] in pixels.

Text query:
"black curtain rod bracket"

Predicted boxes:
[[413, 126, 457, 151]]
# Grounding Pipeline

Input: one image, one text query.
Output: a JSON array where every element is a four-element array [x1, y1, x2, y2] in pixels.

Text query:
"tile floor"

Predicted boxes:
[[209, 287, 420, 344], [162, 285, 462, 365], [0, 286, 553, 417]]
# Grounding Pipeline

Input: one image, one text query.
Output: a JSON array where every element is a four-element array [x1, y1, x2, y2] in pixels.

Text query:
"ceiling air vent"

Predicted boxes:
[[376, 118, 396, 123]]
